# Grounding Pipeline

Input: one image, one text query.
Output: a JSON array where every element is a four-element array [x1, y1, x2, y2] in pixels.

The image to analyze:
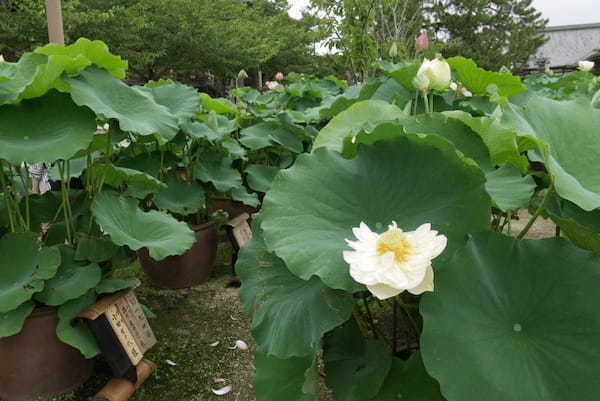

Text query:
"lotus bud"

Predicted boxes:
[[450, 82, 458, 91], [417, 58, 451, 91], [275, 72, 284, 81], [0, 54, 4, 62], [545, 67, 554, 76], [389, 42, 399, 58], [412, 74, 430, 93], [579, 61, 595, 72], [237, 69, 248, 80], [266, 81, 279, 90], [415, 32, 429, 52]]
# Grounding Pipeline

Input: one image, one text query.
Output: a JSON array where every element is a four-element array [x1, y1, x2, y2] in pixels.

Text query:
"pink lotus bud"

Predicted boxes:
[[415, 32, 430, 52], [275, 72, 284, 81]]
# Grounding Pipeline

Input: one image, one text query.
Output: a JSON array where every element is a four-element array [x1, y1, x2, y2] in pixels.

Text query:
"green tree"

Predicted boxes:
[[309, 0, 424, 80], [426, 0, 548, 70]]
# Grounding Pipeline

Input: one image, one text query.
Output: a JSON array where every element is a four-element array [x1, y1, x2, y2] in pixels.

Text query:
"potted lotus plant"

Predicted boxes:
[[0, 39, 196, 400]]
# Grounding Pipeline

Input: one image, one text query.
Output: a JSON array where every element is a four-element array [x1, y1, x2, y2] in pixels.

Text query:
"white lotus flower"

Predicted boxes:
[[0, 55, 5, 63], [343, 222, 447, 300], [266, 81, 279, 90], [417, 58, 451, 91], [579, 61, 594, 72]]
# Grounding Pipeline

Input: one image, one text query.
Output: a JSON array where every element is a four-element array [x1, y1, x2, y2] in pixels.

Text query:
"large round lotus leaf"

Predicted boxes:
[[323, 319, 392, 401], [56, 290, 100, 359], [261, 136, 491, 291], [444, 110, 535, 173], [375, 352, 443, 401], [200, 93, 237, 114], [0, 52, 48, 105], [154, 176, 206, 215], [240, 122, 304, 153], [74, 232, 120, 263], [231, 187, 260, 207], [313, 100, 405, 153], [0, 233, 61, 313], [447, 57, 526, 97], [0, 91, 97, 164], [36, 38, 128, 79], [421, 231, 600, 401], [245, 164, 280, 193], [238, 222, 353, 358], [34, 247, 102, 306], [95, 278, 140, 295], [0, 301, 35, 339], [92, 192, 196, 260], [65, 67, 179, 141], [500, 95, 600, 211], [253, 352, 316, 401], [138, 81, 200, 124], [195, 159, 242, 193], [544, 194, 600, 252], [484, 165, 535, 211], [86, 164, 166, 191]]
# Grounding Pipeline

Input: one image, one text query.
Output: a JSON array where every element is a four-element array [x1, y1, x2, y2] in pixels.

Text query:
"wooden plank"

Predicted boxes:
[[45, 0, 65, 45]]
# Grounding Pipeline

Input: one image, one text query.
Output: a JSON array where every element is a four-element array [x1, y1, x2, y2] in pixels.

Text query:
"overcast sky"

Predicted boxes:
[[288, 0, 600, 26]]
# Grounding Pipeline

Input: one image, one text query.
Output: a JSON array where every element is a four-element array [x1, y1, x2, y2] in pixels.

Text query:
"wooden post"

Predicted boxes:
[[45, 0, 65, 45]]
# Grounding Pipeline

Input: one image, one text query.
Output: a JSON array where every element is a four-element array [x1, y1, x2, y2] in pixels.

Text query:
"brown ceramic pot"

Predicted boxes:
[[139, 222, 218, 289], [209, 196, 259, 219], [0, 307, 93, 401]]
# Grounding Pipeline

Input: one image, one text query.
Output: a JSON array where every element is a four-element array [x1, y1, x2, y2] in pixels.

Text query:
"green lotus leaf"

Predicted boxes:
[[238, 223, 353, 357], [92, 192, 196, 260], [154, 176, 206, 215], [19, 54, 87, 100], [0, 301, 35, 339], [199, 93, 237, 114], [324, 319, 392, 401], [240, 122, 304, 153], [0, 91, 97, 164], [195, 159, 242, 192], [182, 120, 224, 142], [253, 352, 317, 401], [444, 110, 534, 173], [370, 77, 413, 106], [75, 233, 120, 263], [544, 194, 600, 252], [500, 95, 600, 211], [116, 152, 162, 178], [86, 164, 166, 191], [374, 353, 443, 401], [0, 234, 61, 313], [34, 247, 102, 306], [231, 187, 260, 208], [421, 231, 600, 401], [220, 136, 247, 160], [261, 136, 490, 291], [138, 81, 200, 124], [207, 113, 238, 136], [65, 67, 179, 141], [382, 61, 420, 91], [36, 38, 127, 79], [56, 290, 100, 359], [48, 156, 89, 182], [245, 165, 280, 193], [484, 165, 535, 211], [447, 57, 526, 97], [313, 100, 406, 153], [0, 52, 48, 105], [95, 278, 141, 295]]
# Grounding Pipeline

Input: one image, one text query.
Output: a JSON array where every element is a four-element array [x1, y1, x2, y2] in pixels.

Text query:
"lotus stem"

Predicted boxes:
[[517, 183, 554, 240]]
